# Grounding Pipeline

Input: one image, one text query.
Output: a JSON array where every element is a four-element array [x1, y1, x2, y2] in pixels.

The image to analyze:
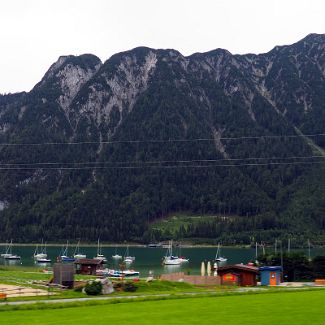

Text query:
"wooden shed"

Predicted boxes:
[[53, 263, 75, 288], [217, 264, 259, 286], [74, 258, 104, 275]]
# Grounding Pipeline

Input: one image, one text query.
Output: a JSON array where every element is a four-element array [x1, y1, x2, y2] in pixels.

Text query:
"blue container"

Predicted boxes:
[[259, 266, 282, 286]]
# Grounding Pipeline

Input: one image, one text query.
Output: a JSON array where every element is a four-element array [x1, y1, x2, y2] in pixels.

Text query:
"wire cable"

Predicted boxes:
[[0, 155, 324, 167], [0, 160, 323, 170], [0, 133, 324, 147]]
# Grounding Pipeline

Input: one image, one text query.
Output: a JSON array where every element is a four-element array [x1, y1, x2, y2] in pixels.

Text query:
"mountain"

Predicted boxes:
[[0, 34, 324, 243]]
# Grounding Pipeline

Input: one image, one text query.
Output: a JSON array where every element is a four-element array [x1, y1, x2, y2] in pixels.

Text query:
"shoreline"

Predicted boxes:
[[0, 242, 252, 249]]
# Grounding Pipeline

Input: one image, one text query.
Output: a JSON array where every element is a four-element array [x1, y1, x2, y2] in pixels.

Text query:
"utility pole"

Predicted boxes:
[[280, 240, 284, 282]]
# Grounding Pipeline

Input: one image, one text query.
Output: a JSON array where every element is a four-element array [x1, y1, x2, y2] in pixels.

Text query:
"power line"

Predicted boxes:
[[0, 155, 324, 167], [0, 133, 324, 147], [0, 160, 323, 171]]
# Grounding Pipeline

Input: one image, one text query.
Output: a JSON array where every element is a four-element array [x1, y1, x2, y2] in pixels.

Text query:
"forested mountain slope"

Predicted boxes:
[[0, 34, 324, 243]]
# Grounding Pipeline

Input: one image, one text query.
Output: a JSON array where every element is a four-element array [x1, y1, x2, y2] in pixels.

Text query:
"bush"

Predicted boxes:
[[84, 281, 102, 295], [113, 282, 124, 291], [112, 281, 138, 292], [123, 281, 138, 292]]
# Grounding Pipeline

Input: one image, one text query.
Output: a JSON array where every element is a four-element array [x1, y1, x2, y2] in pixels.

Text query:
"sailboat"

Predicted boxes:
[[94, 239, 107, 262], [215, 243, 227, 262], [34, 240, 49, 259], [73, 240, 86, 259], [112, 247, 122, 260], [3, 240, 21, 260], [123, 246, 135, 264], [162, 240, 181, 265], [1, 241, 13, 258], [34, 241, 51, 263], [60, 241, 75, 262]]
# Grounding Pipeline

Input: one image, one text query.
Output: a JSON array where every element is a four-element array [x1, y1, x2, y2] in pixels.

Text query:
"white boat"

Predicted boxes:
[[60, 241, 75, 262], [97, 268, 140, 278], [5, 254, 21, 260], [123, 246, 135, 264], [1, 241, 13, 258], [34, 240, 48, 260], [3, 240, 21, 260], [112, 248, 122, 259], [215, 243, 227, 262], [35, 257, 51, 263], [73, 240, 86, 259], [163, 240, 181, 265], [93, 239, 107, 262]]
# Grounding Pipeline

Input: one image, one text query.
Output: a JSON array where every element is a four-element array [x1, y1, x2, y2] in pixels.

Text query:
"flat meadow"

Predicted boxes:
[[1, 289, 325, 324]]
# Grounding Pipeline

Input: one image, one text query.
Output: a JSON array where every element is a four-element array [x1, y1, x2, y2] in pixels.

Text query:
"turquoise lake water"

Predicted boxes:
[[1, 245, 322, 276]]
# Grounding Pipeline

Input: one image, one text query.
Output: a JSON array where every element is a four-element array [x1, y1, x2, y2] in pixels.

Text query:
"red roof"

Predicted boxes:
[[74, 258, 103, 265], [217, 264, 259, 274]]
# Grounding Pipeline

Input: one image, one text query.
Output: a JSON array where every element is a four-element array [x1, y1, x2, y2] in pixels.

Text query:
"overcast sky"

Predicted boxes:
[[0, 0, 324, 94]]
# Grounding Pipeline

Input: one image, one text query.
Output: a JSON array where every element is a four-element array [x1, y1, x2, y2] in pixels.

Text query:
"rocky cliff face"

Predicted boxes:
[[0, 34, 324, 242]]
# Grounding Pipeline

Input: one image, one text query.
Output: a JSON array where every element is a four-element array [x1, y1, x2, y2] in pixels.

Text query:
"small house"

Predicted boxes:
[[217, 264, 259, 286], [259, 266, 282, 286], [53, 263, 75, 288], [74, 258, 104, 275]]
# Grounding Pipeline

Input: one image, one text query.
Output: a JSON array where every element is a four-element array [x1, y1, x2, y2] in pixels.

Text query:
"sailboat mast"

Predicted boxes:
[[275, 239, 277, 254]]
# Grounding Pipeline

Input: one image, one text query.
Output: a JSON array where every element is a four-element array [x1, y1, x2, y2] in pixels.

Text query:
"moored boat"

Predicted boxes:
[[123, 246, 135, 264], [112, 247, 122, 260], [1, 241, 13, 258], [2, 240, 21, 260], [215, 243, 227, 262], [93, 239, 107, 262], [5, 254, 21, 260], [162, 240, 181, 265], [36, 257, 51, 263], [60, 241, 75, 262], [97, 268, 139, 278], [147, 243, 162, 248], [73, 240, 86, 259], [34, 240, 48, 260]]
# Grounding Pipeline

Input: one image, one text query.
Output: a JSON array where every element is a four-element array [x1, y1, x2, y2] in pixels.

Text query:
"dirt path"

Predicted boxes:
[[0, 284, 50, 297]]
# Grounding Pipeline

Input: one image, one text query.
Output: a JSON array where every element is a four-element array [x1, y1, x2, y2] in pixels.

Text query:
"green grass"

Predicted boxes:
[[151, 213, 231, 235], [0, 266, 97, 301], [0, 266, 205, 301], [1, 290, 325, 324], [119, 280, 202, 294], [0, 266, 52, 290]]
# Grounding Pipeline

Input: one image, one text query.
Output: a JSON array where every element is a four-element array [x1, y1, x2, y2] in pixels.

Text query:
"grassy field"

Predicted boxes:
[[1, 289, 325, 324], [0, 266, 207, 301], [0, 266, 95, 285], [150, 213, 230, 236]]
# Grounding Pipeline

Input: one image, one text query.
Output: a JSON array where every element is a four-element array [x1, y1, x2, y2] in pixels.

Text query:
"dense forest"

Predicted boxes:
[[0, 34, 324, 243]]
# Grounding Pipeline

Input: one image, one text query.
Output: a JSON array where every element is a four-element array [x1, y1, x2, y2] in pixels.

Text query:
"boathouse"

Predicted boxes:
[[217, 264, 259, 286], [74, 258, 104, 275], [259, 266, 282, 286]]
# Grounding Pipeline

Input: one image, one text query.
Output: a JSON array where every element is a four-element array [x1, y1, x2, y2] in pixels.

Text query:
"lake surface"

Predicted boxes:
[[0, 245, 323, 276]]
